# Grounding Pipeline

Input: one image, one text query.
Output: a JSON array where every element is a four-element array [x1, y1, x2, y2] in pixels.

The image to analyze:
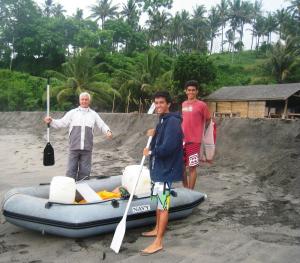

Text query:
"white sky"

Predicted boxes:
[[35, 0, 289, 51]]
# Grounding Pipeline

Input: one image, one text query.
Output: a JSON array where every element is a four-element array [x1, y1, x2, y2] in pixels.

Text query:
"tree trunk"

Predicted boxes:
[[251, 33, 254, 50], [112, 92, 115, 113], [221, 24, 224, 52]]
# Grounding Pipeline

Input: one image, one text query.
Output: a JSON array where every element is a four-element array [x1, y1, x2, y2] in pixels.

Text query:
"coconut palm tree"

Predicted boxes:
[[267, 36, 300, 83], [252, 15, 266, 49], [121, 0, 140, 30], [207, 7, 221, 54], [52, 3, 66, 18], [287, 0, 300, 35], [113, 50, 163, 112], [43, 0, 54, 17], [89, 0, 119, 29], [217, 0, 229, 52], [46, 49, 119, 110], [228, 0, 242, 49], [189, 5, 208, 52], [239, 1, 253, 42], [275, 8, 290, 39], [249, 0, 262, 50], [225, 29, 235, 52], [168, 10, 190, 53], [147, 10, 171, 45], [264, 12, 278, 44]]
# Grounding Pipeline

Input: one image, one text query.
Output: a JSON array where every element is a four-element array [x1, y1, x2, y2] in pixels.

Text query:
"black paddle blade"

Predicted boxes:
[[43, 142, 55, 166]]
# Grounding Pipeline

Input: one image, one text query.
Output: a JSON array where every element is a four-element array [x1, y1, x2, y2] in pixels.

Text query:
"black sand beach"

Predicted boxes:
[[0, 112, 300, 263]]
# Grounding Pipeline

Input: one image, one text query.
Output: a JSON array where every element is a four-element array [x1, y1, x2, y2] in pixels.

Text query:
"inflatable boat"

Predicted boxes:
[[2, 175, 206, 238]]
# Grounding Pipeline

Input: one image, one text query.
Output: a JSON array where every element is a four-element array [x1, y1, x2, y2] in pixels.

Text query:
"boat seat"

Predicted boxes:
[[76, 183, 102, 202]]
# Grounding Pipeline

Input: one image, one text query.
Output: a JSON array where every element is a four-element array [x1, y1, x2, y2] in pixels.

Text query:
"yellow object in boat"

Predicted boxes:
[[76, 190, 121, 204]]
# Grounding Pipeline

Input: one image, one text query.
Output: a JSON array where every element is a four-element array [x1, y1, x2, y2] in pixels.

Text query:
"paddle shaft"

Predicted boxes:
[[46, 79, 50, 143], [121, 136, 152, 219]]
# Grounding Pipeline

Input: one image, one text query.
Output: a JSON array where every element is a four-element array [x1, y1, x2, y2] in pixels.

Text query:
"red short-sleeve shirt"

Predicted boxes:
[[182, 99, 210, 143]]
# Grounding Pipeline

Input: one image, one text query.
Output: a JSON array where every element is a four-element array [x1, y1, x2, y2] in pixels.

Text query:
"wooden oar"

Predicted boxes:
[[110, 103, 155, 253], [43, 78, 55, 166]]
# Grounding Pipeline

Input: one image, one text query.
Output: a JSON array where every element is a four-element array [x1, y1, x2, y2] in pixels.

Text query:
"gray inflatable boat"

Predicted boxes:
[[2, 176, 206, 238]]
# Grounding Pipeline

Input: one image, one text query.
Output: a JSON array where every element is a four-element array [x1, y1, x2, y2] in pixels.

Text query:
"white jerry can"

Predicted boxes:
[[49, 176, 76, 204], [122, 165, 151, 196]]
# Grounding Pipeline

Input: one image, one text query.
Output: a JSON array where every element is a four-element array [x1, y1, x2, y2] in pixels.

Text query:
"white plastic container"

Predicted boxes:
[[122, 165, 151, 196], [49, 176, 76, 204]]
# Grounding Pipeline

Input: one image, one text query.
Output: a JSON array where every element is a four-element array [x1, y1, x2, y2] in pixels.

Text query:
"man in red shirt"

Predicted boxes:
[[182, 80, 210, 189]]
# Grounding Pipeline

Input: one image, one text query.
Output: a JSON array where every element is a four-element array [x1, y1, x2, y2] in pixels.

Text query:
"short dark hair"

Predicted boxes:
[[184, 80, 199, 90], [153, 91, 172, 104]]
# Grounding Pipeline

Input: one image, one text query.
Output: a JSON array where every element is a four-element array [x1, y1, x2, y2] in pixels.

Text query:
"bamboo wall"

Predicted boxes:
[[206, 100, 267, 118], [248, 101, 266, 118]]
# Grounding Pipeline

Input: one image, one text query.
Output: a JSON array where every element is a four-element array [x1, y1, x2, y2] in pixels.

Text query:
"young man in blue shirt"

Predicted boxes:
[[141, 91, 183, 255]]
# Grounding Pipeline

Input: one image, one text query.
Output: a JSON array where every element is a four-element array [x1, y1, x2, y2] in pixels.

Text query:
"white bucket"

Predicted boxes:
[[122, 165, 151, 196], [49, 176, 76, 204]]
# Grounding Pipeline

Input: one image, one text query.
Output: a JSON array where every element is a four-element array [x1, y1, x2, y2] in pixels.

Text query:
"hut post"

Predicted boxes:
[[282, 99, 288, 119]]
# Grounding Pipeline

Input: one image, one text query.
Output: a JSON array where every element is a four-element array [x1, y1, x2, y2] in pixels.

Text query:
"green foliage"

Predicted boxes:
[[0, 0, 300, 112], [46, 48, 119, 111], [173, 53, 217, 96], [265, 36, 300, 83], [0, 70, 45, 111]]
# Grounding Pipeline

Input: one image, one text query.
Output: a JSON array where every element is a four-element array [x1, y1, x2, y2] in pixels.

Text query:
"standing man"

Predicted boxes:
[[44, 92, 112, 181], [141, 91, 183, 255], [182, 80, 210, 189]]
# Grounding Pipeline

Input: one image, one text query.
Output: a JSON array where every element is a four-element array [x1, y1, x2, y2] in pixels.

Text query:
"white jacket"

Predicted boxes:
[[51, 107, 110, 151]]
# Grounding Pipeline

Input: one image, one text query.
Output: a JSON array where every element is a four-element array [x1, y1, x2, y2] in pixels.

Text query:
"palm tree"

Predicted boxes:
[[89, 0, 119, 29], [264, 12, 278, 44], [121, 0, 140, 30], [147, 10, 171, 45], [267, 36, 300, 83], [287, 0, 300, 35], [207, 7, 221, 54], [73, 8, 84, 20], [239, 1, 253, 42], [168, 10, 190, 53], [250, 0, 262, 50], [252, 15, 266, 49], [189, 5, 208, 52], [275, 8, 289, 39], [46, 49, 119, 109], [52, 3, 66, 18], [113, 50, 163, 112], [228, 0, 243, 50], [43, 0, 54, 17], [225, 29, 235, 52], [217, 0, 229, 53]]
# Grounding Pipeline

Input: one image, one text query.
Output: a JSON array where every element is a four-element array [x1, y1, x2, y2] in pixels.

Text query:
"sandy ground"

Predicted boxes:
[[0, 112, 300, 263]]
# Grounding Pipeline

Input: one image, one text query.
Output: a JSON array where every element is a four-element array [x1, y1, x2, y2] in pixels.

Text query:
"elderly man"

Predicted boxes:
[[44, 92, 112, 181]]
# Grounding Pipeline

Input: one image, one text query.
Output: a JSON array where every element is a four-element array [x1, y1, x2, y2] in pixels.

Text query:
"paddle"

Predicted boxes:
[[110, 102, 155, 254], [43, 78, 55, 166]]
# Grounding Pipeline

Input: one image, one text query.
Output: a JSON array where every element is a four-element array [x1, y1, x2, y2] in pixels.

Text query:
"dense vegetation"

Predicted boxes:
[[0, 0, 300, 112]]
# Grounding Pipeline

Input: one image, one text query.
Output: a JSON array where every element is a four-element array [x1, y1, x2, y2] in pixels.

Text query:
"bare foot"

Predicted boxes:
[[141, 229, 157, 237], [140, 243, 163, 255]]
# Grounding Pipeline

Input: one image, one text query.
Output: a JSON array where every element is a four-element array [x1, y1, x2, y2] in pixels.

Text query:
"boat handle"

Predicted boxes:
[[170, 190, 177, 197], [45, 202, 53, 209], [111, 199, 119, 208]]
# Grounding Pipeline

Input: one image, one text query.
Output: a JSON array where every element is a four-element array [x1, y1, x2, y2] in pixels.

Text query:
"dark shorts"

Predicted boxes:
[[183, 143, 201, 167]]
